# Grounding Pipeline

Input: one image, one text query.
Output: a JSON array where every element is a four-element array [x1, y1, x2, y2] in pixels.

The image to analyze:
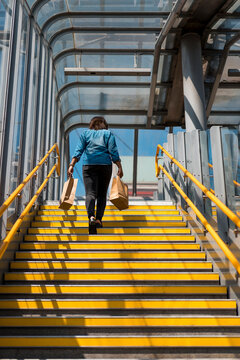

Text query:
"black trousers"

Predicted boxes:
[[82, 164, 112, 221]]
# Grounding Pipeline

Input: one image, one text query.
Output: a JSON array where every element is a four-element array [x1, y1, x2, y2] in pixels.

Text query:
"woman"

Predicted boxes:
[[67, 116, 123, 234]]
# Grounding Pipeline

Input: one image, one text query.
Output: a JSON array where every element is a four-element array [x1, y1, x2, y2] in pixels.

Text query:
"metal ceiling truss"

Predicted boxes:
[[147, 0, 189, 128], [206, 32, 240, 118], [28, 0, 240, 130]]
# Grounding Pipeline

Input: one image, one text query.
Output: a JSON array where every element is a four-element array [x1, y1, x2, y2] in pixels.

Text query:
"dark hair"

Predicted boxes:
[[89, 116, 108, 130]]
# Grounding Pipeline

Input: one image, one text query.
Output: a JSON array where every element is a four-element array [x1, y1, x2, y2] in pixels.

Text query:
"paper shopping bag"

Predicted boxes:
[[109, 176, 128, 210], [59, 177, 78, 210]]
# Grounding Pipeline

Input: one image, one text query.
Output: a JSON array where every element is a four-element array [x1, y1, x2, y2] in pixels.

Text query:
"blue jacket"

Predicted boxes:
[[72, 129, 121, 165]]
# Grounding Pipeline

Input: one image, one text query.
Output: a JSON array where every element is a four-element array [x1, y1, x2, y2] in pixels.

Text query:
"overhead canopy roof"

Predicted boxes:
[[26, 0, 240, 132]]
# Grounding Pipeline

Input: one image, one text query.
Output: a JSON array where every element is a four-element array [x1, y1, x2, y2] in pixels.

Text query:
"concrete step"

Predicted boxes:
[[4, 271, 220, 285], [0, 284, 226, 297], [0, 299, 236, 315], [14, 250, 207, 261], [19, 242, 201, 251]]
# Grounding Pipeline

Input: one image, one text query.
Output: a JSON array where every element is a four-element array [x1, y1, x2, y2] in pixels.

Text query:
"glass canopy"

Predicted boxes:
[[25, 0, 240, 130]]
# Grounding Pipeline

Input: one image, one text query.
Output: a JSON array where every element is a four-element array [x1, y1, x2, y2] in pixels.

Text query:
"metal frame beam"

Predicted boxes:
[[49, 27, 179, 47], [53, 48, 176, 65], [57, 81, 172, 99], [42, 11, 170, 33]]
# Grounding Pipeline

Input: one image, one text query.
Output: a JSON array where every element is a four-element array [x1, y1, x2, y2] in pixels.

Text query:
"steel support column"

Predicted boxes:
[[132, 129, 139, 197], [181, 33, 207, 132]]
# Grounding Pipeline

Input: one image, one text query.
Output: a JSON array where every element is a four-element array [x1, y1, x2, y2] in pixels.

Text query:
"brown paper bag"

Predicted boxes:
[[109, 176, 128, 210], [59, 177, 78, 210]]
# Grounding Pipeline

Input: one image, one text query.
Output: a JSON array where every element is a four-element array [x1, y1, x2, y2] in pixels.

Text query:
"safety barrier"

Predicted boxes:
[[156, 144, 240, 229], [0, 144, 60, 260], [156, 148, 240, 274]]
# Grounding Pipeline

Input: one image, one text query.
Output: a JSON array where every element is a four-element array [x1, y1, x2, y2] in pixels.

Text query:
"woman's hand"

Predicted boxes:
[[115, 161, 123, 178], [67, 165, 74, 178]]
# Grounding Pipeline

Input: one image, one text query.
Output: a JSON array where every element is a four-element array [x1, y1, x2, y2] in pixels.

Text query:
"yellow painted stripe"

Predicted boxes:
[[20, 243, 201, 251], [29, 228, 190, 235], [35, 215, 183, 220], [24, 234, 195, 242], [32, 221, 187, 227], [4, 272, 219, 282], [0, 285, 225, 295], [38, 210, 180, 215], [1, 336, 240, 347], [1, 316, 239, 328], [15, 251, 206, 260], [0, 299, 234, 310], [40, 205, 176, 210], [2, 336, 240, 347], [10, 261, 212, 270]]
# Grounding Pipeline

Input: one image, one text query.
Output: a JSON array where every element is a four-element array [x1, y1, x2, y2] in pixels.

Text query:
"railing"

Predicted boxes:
[[155, 144, 240, 275], [156, 144, 240, 229], [0, 144, 60, 260], [208, 162, 240, 189]]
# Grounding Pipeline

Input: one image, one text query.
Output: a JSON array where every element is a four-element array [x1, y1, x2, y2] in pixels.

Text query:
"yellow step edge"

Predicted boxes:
[[38, 210, 180, 215], [29, 227, 190, 234], [4, 272, 219, 282], [0, 316, 239, 328], [0, 285, 225, 295], [40, 205, 177, 210], [19, 243, 201, 251], [1, 336, 240, 347], [24, 234, 195, 241], [15, 251, 206, 260], [32, 221, 187, 227], [10, 261, 212, 270], [0, 299, 234, 310], [2, 336, 240, 347], [35, 215, 183, 220]]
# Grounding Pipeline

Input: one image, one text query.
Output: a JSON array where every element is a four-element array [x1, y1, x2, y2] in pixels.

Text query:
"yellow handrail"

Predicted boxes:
[[0, 165, 58, 260], [158, 162, 240, 275], [233, 180, 240, 188], [0, 144, 60, 219], [156, 144, 240, 228], [208, 162, 240, 188]]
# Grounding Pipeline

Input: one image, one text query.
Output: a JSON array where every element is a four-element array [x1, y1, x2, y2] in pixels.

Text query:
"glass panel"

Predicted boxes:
[[137, 129, 169, 197], [53, 33, 156, 56], [206, 34, 240, 50], [55, 54, 153, 88], [213, 18, 240, 30], [46, 18, 71, 41], [0, 0, 13, 150], [61, 87, 150, 116], [68, 0, 174, 12], [212, 88, 240, 111], [37, 0, 66, 27], [46, 16, 166, 40], [52, 33, 74, 56], [7, 5, 28, 218], [221, 127, 240, 222], [26, 0, 36, 7]]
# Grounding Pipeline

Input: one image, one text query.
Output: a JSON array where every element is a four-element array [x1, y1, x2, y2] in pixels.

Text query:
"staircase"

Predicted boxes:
[[0, 201, 240, 358]]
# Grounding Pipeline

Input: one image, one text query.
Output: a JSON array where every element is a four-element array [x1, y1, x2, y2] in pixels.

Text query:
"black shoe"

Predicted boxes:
[[89, 216, 97, 234], [96, 220, 103, 228]]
